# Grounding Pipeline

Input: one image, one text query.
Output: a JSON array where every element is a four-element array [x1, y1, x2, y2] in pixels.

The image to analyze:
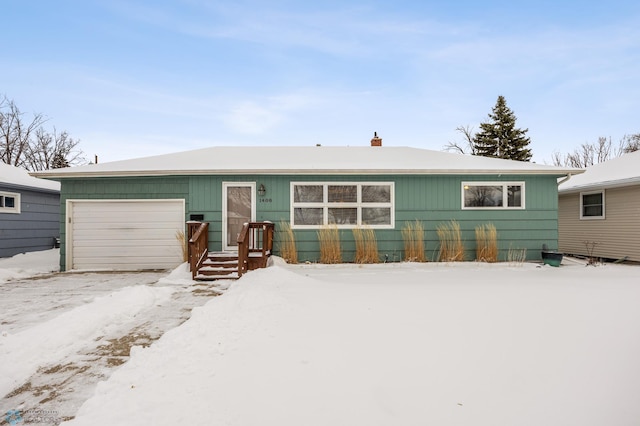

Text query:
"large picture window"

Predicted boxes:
[[291, 182, 394, 228], [462, 182, 524, 209], [0, 191, 20, 214], [580, 190, 604, 219]]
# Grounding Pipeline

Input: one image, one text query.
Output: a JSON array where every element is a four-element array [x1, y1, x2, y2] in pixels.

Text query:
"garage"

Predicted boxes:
[[66, 199, 185, 270]]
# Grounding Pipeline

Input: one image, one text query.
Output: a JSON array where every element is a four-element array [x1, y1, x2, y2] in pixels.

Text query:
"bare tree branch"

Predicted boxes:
[[0, 95, 47, 168], [553, 134, 639, 167], [444, 125, 477, 155], [1, 94, 85, 171]]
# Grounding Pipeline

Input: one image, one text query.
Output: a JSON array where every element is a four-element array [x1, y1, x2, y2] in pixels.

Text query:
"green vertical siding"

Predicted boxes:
[[59, 173, 561, 268], [270, 174, 560, 262]]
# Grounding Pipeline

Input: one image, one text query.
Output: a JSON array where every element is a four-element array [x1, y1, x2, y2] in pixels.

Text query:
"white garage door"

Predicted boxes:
[[67, 199, 185, 270]]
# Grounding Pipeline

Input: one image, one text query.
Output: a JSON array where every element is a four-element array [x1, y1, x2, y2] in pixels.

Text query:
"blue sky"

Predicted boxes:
[[3, 0, 639, 163]]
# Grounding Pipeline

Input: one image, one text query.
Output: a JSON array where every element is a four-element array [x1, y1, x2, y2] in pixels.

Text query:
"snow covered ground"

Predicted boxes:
[[0, 250, 225, 424], [2, 251, 640, 425]]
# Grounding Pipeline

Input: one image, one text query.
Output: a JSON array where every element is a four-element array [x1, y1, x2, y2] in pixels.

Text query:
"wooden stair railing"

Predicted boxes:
[[187, 221, 209, 280], [237, 221, 275, 277]]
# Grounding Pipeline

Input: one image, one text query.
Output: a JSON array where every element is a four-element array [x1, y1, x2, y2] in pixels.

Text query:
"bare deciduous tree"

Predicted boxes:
[[0, 94, 84, 171], [552, 135, 639, 167], [620, 133, 640, 154], [28, 127, 82, 170], [444, 125, 477, 155], [0, 95, 47, 168]]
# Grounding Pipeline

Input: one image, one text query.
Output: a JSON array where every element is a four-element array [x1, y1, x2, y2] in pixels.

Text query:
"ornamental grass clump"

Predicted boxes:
[[352, 226, 379, 264], [475, 223, 498, 262], [436, 220, 464, 262], [318, 225, 342, 264], [507, 246, 527, 265], [401, 220, 426, 262], [175, 230, 188, 262], [278, 221, 298, 264]]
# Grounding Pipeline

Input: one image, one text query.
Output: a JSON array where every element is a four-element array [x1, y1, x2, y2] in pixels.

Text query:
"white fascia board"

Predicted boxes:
[[32, 168, 581, 179]]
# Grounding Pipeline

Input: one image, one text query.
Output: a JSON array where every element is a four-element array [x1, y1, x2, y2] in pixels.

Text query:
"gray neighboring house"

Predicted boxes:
[[0, 163, 61, 258], [558, 150, 640, 262]]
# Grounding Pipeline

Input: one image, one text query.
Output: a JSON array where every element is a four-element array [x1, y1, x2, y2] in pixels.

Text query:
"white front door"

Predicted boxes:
[[222, 182, 256, 251]]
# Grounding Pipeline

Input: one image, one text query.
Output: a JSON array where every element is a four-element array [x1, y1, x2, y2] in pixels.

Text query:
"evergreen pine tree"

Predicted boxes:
[[52, 152, 70, 169], [472, 96, 532, 161]]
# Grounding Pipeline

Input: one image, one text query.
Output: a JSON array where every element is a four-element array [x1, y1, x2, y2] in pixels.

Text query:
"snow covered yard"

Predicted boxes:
[[0, 250, 226, 424], [56, 258, 640, 426]]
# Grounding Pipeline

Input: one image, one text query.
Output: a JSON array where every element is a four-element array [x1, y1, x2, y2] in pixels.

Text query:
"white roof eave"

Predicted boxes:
[[32, 168, 581, 179], [559, 176, 640, 194]]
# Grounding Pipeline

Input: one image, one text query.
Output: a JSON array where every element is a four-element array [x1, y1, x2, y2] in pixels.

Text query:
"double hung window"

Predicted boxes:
[[580, 191, 604, 219], [0, 192, 20, 213]]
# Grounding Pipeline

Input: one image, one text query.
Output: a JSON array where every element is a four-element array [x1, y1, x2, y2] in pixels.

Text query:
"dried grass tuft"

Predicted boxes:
[[475, 223, 498, 262], [278, 221, 298, 264], [507, 246, 527, 265], [436, 220, 464, 262], [175, 230, 188, 262], [318, 225, 342, 264], [352, 226, 379, 263], [401, 220, 426, 262]]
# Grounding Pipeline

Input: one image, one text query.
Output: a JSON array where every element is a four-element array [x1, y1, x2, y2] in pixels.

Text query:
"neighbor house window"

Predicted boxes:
[[0, 191, 20, 214], [580, 190, 604, 219], [291, 182, 394, 228], [462, 182, 525, 209]]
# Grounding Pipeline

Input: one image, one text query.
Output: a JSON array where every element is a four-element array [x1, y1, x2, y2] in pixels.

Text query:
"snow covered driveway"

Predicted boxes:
[[0, 270, 166, 336], [0, 251, 226, 424]]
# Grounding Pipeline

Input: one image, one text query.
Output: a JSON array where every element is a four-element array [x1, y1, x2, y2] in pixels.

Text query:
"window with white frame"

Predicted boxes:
[[580, 190, 604, 219], [0, 191, 20, 214], [462, 182, 524, 209], [291, 182, 394, 228]]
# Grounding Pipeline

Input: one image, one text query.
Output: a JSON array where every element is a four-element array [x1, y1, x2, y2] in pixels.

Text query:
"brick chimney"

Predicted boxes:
[[370, 132, 382, 147]]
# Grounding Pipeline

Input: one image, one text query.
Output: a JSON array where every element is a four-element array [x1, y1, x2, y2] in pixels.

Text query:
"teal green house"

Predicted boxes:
[[34, 139, 579, 271]]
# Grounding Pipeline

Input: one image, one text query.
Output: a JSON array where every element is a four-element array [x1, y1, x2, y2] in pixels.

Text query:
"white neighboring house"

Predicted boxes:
[[0, 163, 61, 258], [558, 150, 640, 262]]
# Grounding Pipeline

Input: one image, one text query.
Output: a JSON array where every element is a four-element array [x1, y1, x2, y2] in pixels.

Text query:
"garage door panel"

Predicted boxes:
[[74, 245, 182, 258], [73, 257, 180, 270], [69, 200, 185, 270], [73, 202, 179, 212], [72, 227, 182, 237], [73, 238, 180, 247], [73, 211, 182, 222]]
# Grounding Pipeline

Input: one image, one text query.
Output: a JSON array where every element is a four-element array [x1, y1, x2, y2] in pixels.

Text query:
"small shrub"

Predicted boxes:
[[353, 226, 379, 263], [318, 225, 342, 264], [584, 241, 601, 266], [475, 223, 498, 262], [436, 220, 464, 262], [278, 221, 298, 264], [401, 220, 426, 262]]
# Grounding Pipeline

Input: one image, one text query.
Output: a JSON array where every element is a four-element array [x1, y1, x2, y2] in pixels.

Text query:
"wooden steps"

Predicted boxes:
[[195, 252, 240, 281], [189, 221, 274, 281]]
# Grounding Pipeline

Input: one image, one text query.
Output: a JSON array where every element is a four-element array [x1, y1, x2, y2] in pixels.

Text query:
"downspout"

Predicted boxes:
[[557, 172, 572, 186]]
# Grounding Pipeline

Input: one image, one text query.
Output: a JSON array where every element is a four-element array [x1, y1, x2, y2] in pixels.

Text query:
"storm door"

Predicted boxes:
[[222, 182, 256, 251]]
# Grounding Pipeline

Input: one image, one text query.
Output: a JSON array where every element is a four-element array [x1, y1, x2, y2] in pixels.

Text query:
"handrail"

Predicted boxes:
[[188, 221, 209, 280], [237, 221, 275, 277]]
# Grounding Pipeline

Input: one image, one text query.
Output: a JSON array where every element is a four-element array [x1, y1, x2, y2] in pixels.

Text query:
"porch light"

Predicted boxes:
[[258, 184, 266, 196]]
